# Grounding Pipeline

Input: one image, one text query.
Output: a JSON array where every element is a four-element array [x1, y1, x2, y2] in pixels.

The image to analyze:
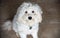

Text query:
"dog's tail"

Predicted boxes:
[[2, 20, 12, 31]]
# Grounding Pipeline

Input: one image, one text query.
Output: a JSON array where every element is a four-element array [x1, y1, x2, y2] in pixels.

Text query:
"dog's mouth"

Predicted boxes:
[[28, 16, 32, 20]]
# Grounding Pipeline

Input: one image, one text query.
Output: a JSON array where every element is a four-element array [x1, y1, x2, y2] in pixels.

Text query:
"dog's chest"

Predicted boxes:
[[18, 25, 37, 31], [17, 24, 39, 34], [18, 25, 33, 31], [24, 26, 33, 30]]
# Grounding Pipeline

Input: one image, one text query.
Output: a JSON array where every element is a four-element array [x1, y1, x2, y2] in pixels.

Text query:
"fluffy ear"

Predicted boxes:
[[38, 6, 43, 14], [16, 2, 31, 16], [39, 9, 43, 23], [38, 11, 43, 23], [38, 15, 42, 23], [39, 8, 43, 23], [34, 4, 43, 14], [40, 10, 43, 14], [16, 2, 29, 18]]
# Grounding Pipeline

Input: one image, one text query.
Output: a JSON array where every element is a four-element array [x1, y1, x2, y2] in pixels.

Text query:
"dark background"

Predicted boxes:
[[0, 0, 60, 38]]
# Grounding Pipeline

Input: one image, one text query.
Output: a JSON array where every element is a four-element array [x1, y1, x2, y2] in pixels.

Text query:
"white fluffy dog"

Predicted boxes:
[[2, 2, 43, 38]]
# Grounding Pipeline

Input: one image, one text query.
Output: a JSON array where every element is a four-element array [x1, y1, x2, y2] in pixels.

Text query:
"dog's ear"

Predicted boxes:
[[38, 15, 42, 23], [39, 10, 43, 23], [34, 4, 43, 14], [38, 6, 43, 14], [39, 9, 43, 15], [16, 2, 31, 14]]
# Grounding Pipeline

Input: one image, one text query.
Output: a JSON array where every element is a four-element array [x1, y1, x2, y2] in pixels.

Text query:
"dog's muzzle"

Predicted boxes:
[[28, 16, 32, 20]]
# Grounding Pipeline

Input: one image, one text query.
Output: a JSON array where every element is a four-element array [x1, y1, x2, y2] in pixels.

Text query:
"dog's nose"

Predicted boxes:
[[28, 16, 32, 20]]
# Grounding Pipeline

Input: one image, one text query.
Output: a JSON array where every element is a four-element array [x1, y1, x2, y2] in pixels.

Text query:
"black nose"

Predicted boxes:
[[28, 16, 32, 20]]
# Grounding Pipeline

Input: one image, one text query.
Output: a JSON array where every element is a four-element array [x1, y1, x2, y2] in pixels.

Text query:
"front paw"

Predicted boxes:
[[31, 33, 38, 38], [16, 33, 20, 38], [19, 33, 27, 38]]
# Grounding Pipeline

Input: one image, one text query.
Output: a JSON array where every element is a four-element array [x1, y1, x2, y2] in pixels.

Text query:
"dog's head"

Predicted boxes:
[[16, 2, 43, 26]]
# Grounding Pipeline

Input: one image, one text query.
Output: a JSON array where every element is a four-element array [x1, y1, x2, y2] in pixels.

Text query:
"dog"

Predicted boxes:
[[2, 2, 43, 38]]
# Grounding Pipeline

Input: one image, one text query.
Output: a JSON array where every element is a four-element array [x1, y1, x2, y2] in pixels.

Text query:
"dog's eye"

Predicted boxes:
[[25, 11, 27, 13], [32, 11, 34, 13]]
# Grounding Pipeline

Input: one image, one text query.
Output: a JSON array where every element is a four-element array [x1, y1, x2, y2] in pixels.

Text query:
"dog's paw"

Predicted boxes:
[[16, 33, 20, 38]]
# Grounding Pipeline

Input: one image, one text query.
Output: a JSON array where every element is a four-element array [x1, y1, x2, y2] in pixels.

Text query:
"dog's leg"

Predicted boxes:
[[19, 33, 27, 38], [31, 32, 38, 38], [16, 32, 20, 38]]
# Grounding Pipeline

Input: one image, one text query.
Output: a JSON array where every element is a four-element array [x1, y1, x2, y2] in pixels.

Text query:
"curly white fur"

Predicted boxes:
[[2, 2, 43, 38], [13, 2, 43, 38]]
